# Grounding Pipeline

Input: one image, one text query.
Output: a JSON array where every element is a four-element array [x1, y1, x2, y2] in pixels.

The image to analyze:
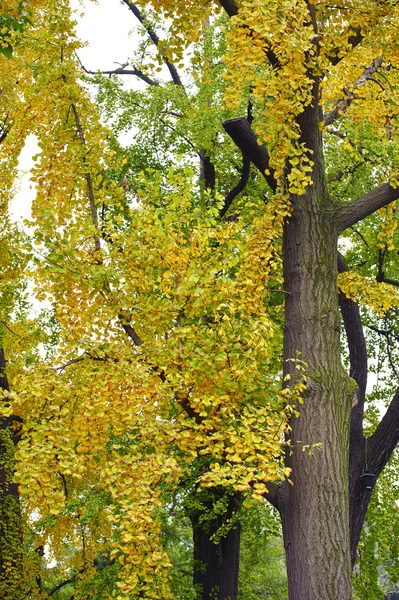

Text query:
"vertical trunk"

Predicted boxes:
[[278, 82, 353, 599], [0, 349, 24, 599], [190, 491, 240, 600]]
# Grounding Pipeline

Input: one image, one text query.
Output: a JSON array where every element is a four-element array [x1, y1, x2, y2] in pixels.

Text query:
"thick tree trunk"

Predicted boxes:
[[277, 82, 353, 599], [190, 492, 240, 600], [0, 349, 24, 599]]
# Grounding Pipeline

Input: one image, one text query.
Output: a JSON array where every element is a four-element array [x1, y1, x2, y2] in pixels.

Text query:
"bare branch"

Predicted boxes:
[[336, 182, 399, 234], [376, 250, 399, 287], [53, 357, 85, 371], [48, 577, 76, 596], [349, 382, 399, 563], [0, 348, 9, 392], [222, 117, 276, 192], [80, 62, 160, 87], [381, 276, 399, 287], [323, 58, 382, 126], [122, 0, 184, 88], [199, 150, 216, 190], [70, 104, 101, 251], [0, 114, 9, 144]]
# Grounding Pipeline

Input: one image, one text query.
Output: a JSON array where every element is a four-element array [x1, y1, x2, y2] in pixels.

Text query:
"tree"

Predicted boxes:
[[4, 0, 399, 599], [2, 2, 294, 597], [79, 1, 399, 598]]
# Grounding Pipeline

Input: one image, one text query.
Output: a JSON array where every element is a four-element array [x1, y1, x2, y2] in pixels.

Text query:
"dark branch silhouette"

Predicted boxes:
[[338, 253, 368, 438], [122, 0, 184, 88], [220, 153, 250, 218], [80, 62, 159, 87], [218, 0, 238, 17], [223, 117, 276, 191]]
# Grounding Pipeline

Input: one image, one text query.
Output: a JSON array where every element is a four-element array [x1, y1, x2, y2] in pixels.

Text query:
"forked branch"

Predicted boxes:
[[80, 62, 160, 87], [220, 153, 250, 218]]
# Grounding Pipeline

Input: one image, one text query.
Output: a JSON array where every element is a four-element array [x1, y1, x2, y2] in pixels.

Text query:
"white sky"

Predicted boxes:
[[71, 0, 138, 71]]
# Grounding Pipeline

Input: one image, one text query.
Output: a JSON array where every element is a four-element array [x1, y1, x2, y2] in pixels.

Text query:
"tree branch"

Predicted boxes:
[[336, 182, 399, 234], [323, 58, 382, 126], [369, 387, 399, 477], [118, 317, 143, 347], [338, 253, 370, 567], [220, 153, 250, 218], [217, 0, 238, 17], [222, 117, 276, 192], [217, 0, 279, 69], [349, 379, 399, 565], [70, 103, 101, 252], [0, 348, 9, 392], [380, 276, 399, 287], [327, 26, 363, 66], [199, 150, 216, 190], [48, 577, 76, 596], [0, 114, 9, 144], [80, 62, 159, 87], [337, 254, 367, 437], [122, 0, 184, 88]]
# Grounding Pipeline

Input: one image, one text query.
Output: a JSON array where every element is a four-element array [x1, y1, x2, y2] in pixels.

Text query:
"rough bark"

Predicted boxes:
[[336, 182, 399, 235], [0, 349, 24, 599], [219, 21, 399, 600], [189, 491, 240, 600], [277, 80, 353, 600]]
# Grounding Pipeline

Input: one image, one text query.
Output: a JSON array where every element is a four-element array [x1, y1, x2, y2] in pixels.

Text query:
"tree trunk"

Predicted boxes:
[[277, 80, 353, 599], [190, 491, 240, 600], [0, 349, 24, 599]]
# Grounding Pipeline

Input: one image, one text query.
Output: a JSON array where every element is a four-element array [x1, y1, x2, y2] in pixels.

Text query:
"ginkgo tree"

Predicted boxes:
[[4, 0, 399, 599], [1, 1, 297, 598], [74, 1, 399, 598]]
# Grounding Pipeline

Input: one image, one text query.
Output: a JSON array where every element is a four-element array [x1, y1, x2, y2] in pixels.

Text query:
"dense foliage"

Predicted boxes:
[[2, 0, 399, 598]]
